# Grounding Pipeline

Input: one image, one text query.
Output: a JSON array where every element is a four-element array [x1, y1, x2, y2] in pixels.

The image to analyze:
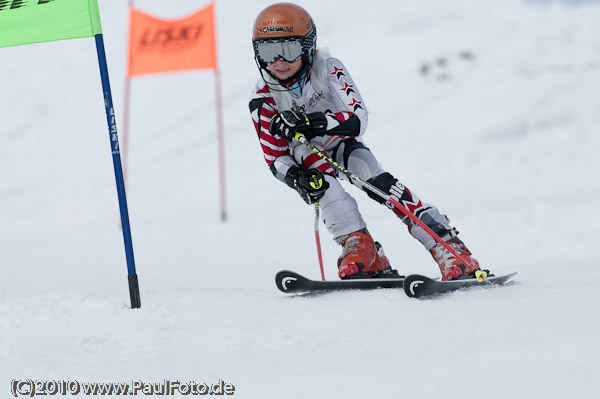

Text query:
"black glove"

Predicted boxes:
[[269, 111, 327, 141], [290, 167, 330, 204]]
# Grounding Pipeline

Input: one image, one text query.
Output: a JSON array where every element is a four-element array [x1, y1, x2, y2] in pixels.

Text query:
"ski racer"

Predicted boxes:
[[248, 3, 482, 281]]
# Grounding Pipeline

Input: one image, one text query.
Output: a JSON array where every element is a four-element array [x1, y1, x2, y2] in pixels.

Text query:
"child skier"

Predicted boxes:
[[249, 3, 482, 280]]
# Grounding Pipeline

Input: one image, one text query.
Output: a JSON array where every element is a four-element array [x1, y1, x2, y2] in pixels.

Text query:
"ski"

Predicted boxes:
[[403, 272, 517, 298], [275, 270, 405, 294]]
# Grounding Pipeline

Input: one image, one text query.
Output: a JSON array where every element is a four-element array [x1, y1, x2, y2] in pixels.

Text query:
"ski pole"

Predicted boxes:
[[314, 202, 326, 281], [294, 132, 474, 270]]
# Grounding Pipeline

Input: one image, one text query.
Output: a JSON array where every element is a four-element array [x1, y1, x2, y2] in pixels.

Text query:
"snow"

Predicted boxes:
[[1, 0, 599, 398]]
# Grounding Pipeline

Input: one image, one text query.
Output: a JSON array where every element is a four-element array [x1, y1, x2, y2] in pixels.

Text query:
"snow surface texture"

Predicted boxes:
[[1, 0, 599, 398]]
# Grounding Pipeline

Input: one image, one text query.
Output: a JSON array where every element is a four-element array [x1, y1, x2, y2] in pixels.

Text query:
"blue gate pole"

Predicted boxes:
[[94, 33, 141, 309]]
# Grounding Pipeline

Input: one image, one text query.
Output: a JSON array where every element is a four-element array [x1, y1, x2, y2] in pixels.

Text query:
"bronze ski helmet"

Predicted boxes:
[[252, 3, 317, 90]]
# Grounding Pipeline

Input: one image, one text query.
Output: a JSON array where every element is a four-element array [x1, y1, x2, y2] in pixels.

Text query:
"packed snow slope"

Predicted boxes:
[[1, 0, 599, 398]]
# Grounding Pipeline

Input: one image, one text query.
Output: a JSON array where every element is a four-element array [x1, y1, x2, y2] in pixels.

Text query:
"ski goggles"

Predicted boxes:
[[254, 38, 304, 64]]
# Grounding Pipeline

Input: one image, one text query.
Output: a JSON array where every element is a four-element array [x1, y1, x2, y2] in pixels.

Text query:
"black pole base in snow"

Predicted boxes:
[[128, 273, 141, 309]]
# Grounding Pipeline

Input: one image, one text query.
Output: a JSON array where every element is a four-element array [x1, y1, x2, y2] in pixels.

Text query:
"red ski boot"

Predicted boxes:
[[337, 229, 395, 279], [430, 237, 481, 280]]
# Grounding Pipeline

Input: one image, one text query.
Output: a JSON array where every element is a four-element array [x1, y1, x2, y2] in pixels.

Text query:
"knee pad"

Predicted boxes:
[[341, 139, 367, 167], [365, 172, 398, 204]]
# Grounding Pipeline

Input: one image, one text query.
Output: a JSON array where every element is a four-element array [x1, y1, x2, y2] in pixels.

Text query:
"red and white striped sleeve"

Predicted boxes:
[[249, 82, 300, 184], [249, 83, 290, 165]]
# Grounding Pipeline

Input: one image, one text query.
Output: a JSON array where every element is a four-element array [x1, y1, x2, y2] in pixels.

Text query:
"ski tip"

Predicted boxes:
[[275, 270, 306, 293], [403, 274, 432, 299]]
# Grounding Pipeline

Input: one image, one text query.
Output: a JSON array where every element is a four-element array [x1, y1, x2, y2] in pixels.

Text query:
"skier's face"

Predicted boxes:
[[267, 58, 302, 81]]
